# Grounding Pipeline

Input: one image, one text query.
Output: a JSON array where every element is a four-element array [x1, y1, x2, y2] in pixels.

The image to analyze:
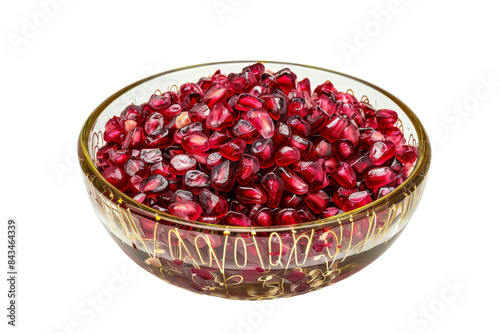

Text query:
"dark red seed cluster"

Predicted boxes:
[[96, 63, 418, 227]]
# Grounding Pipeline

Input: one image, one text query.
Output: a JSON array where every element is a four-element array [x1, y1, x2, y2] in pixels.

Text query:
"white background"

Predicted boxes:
[[1, 0, 499, 333]]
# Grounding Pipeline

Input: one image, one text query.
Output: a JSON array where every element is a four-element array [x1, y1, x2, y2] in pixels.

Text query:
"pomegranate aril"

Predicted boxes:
[[349, 153, 374, 177], [276, 208, 300, 226], [331, 162, 357, 188], [298, 78, 311, 95], [140, 149, 163, 164], [375, 109, 398, 129], [365, 167, 396, 189], [318, 93, 338, 117], [188, 103, 211, 123], [198, 189, 228, 217], [342, 191, 372, 212], [203, 84, 228, 108], [292, 160, 324, 192], [286, 116, 311, 137], [150, 162, 175, 179], [313, 80, 335, 97], [370, 140, 396, 166], [260, 172, 285, 208], [289, 135, 313, 159], [122, 127, 145, 149], [219, 138, 247, 161], [236, 183, 267, 205], [377, 186, 395, 200], [390, 158, 404, 174], [222, 212, 252, 227], [163, 145, 185, 160], [253, 207, 274, 227], [237, 154, 260, 185], [169, 154, 197, 175], [288, 97, 308, 118], [124, 157, 148, 178], [332, 187, 359, 208], [310, 139, 332, 160], [359, 128, 385, 149], [145, 127, 171, 148], [108, 150, 131, 166], [206, 152, 224, 170], [211, 160, 238, 192], [228, 70, 257, 93], [251, 138, 275, 169], [206, 101, 235, 130], [164, 104, 183, 120], [140, 174, 169, 197], [168, 201, 202, 221], [132, 193, 147, 204], [247, 108, 275, 139], [323, 156, 339, 173], [303, 190, 330, 214], [272, 122, 292, 147], [209, 129, 232, 149], [181, 132, 209, 153], [120, 105, 144, 133], [275, 167, 308, 195], [148, 94, 171, 111], [275, 146, 300, 167], [170, 189, 194, 203], [102, 166, 128, 192], [274, 68, 297, 94], [183, 170, 210, 195], [144, 112, 164, 135], [297, 206, 316, 223], [341, 121, 360, 146], [261, 93, 287, 121], [243, 62, 265, 76], [306, 106, 329, 134], [333, 139, 355, 160], [234, 94, 265, 112], [396, 145, 418, 164], [321, 206, 341, 218], [231, 119, 260, 144], [321, 115, 349, 142]]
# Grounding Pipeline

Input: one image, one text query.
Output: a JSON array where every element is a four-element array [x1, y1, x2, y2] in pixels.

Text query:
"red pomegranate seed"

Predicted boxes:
[[303, 190, 330, 214], [181, 132, 209, 153], [280, 192, 303, 208], [292, 161, 324, 192], [203, 84, 228, 108], [242, 62, 265, 76], [144, 112, 164, 135], [360, 128, 385, 149], [370, 140, 396, 166], [251, 139, 275, 169], [396, 145, 418, 164], [228, 70, 257, 92], [305, 106, 329, 134], [206, 101, 236, 130], [108, 150, 131, 166], [377, 186, 395, 200], [288, 97, 308, 118], [331, 162, 357, 188], [237, 154, 260, 185], [206, 152, 224, 170], [145, 127, 171, 148], [323, 156, 339, 173], [102, 165, 128, 192], [298, 77, 311, 95], [332, 187, 358, 208], [310, 140, 332, 161], [219, 138, 246, 161], [272, 122, 292, 147], [198, 189, 228, 217], [275, 146, 300, 167], [313, 80, 335, 97], [275, 167, 308, 195], [170, 189, 194, 203], [333, 139, 355, 160], [211, 160, 238, 192], [235, 94, 265, 112], [375, 109, 398, 129], [260, 172, 285, 209], [318, 93, 337, 117], [222, 211, 252, 227], [252, 207, 274, 227], [187, 103, 211, 123], [365, 167, 396, 189], [163, 145, 185, 160], [276, 208, 300, 225], [183, 170, 210, 195], [208, 129, 232, 149], [122, 127, 145, 149], [120, 105, 144, 133], [321, 115, 349, 142], [124, 157, 148, 178], [341, 121, 360, 146], [289, 135, 313, 159], [169, 154, 197, 175], [261, 93, 287, 121], [286, 116, 311, 137], [247, 108, 275, 139], [349, 153, 374, 177], [168, 201, 202, 221], [148, 94, 171, 111], [321, 206, 341, 218], [231, 119, 260, 144], [140, 174, 169, 197], [164, 104, 183, 120], [342, 191, 372, 212], [274, 68, 297, 94], [236, 183, 267, 205], [150, 161, 175, 179], [140, 149, 163, 164]]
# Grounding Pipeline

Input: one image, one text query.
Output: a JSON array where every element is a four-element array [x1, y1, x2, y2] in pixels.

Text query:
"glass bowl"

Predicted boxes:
[[78, 61, 431, 300]]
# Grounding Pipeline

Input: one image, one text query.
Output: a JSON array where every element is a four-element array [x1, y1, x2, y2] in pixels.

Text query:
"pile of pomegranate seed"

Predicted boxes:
[[96, 63, 418, 227]]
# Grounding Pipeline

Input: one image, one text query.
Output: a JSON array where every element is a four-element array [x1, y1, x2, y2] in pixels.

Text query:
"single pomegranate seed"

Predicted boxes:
[[275, 146, 300, 167], [275, 167, 308, 195], [148, 94, 171, 111], [170, 189, 194, 203], [396, 145, 418, 164], [318, 93, 337, 117], [333, 139, 355, 160], [132, 192, 146, 204], [323, 156, 339, 173], [206, 152, 224, 170], [251, 139, 275, 169], [286, 116, 311, 138], [102, 166, 128, 192], [168, 201, 202, 221], [274, 68, 297, 94], [140, 174, 169, 197], [208, 129, 232, 149], [140, 149, 163, 164], [321, 115, 349, 142], [272, 122, 292, 147], [124, 157, 148, 177], [341, 121, 361, 146], [247, 108, 275, 139], [242, 62, 265, 76], [321, 206, 341, 218], [298, 77, 311, 95], [342, 191, 372, 212], [183, 170, 210, 195], [305, 106, 329, 134], [211, 160, 238, 192], [198, 189, 228, 217], [276, 208, 300, 225], [234, 94, 265, 112], [310, 139, 332, 161], [203, 84, 228, 108], [332, 187, 359, 208], [288, 97, 308, 118], [145, 127, 171, 148], [260, 172, 285, 209], [377, 186, 395, 200], [164, 104, 183, 120], [375, 109, 398, 129], [292, 161, 324, 192], [252, 207, 274, 227], [222, 211, 252, 227], [187, 103, 211, 123], [108, 150, 131, 166], [370, 140, 396, 166], [163, 145, 185, 160], [365, 167, 396, 189], [280, 192, 303, 208], [331, 162, 357, 188], [144, 112, 164, 135], [359, 128, 385, 150], [206, 101, 236, 130], [289, 135, 313, 159], [219, 138, 247, 161], [313, 80, 335, 97], [122, 127, 145, 149], [349, 153, 374, 177], [228, 70, 257, 93], [231, 119, 260, 144], [181, 132, 209, 153], [303, 190, 330, 214], [169, 154, 197, 175], [236, 183, 267, 205], [237, 154, 260, 185], [261, 93, 287, 121], [120, 105, 144, 133]]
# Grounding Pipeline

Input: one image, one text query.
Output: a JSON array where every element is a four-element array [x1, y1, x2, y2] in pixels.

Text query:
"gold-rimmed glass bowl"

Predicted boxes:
[[78, 61, 431, 300]]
